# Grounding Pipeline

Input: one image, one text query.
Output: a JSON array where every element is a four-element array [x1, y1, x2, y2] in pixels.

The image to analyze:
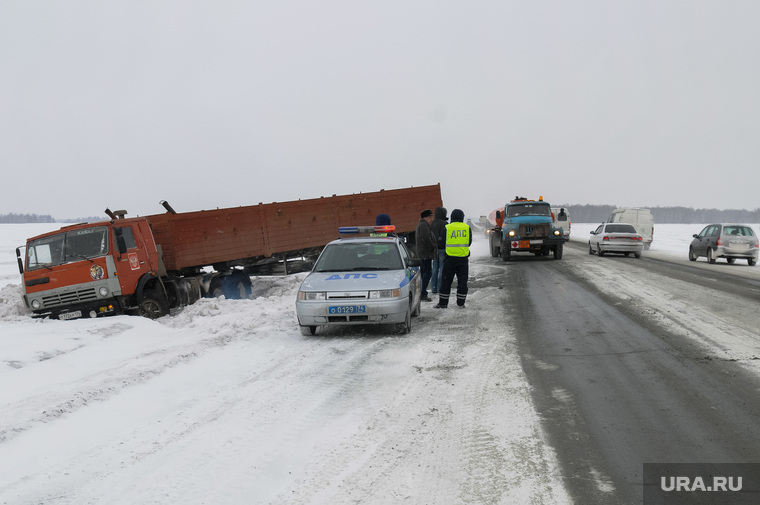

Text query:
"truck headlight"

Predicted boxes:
[[553, 230, 561, 236], [31, 299, 41, 309], [99, 286, 109, 297], [298, 291, 325, 301], [507, 230, 516, 237]]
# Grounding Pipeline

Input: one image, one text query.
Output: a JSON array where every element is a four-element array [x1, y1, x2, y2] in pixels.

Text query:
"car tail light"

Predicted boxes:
[[717, 237, 723, 246]]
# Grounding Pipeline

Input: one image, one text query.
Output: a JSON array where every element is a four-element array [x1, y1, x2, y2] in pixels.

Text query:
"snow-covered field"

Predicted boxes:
[[1, 222, 758, 504]]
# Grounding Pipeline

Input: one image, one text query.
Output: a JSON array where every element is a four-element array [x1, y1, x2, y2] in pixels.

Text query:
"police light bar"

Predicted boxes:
[[338, 225, 396, 234]]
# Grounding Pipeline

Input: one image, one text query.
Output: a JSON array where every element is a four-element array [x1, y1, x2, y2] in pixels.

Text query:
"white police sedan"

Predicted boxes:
[[296, 226, 422, 336]]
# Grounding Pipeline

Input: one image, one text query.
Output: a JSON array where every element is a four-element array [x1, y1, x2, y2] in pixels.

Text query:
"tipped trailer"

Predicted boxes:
[[18, 184, 443, 320]]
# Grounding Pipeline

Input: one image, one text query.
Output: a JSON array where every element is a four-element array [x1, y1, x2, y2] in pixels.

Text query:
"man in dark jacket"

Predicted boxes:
[[430, 207, 448, 295], [415, 209, 436, 301]]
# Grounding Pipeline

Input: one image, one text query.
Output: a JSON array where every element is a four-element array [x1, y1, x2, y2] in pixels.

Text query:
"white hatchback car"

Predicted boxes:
[[295, 227, 422, 336], [589, 223, 644, 258]]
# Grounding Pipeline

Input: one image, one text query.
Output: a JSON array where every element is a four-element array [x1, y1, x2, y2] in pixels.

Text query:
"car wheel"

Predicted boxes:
[[598, 248, 605, 257], [688, 247, 697, 262], [707, 248, 716, 264], [412, 296, 421, 317], [749, 258, 757, 266], [588, 243, 594, 255], [396, 303, 412, 334], [634, 252, 642, 258], [726, 258, 735, 265], [300, 325, 317, 336]]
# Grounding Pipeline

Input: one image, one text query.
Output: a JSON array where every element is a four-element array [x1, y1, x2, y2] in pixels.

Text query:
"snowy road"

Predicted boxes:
[[507, 240, 760, 504], [2, 224, 760, 504]]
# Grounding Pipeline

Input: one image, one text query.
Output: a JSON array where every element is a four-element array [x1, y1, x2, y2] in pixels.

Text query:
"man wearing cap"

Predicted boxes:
[[435, 208, 472, 308], [415, 209, 436, 301]]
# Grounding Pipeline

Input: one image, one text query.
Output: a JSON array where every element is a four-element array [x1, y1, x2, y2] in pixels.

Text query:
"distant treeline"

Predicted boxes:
[[557, 205, 760, 224], [0, 213, 55, 223], [0, 213, 102, 224]]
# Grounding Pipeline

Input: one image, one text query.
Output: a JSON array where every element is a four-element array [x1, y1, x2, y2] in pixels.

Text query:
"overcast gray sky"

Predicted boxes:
[[1, 1, 758, 220]]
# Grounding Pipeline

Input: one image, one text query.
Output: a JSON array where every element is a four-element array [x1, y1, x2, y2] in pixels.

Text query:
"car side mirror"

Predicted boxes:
[[692, 234, 699, 239], [407, 258, 422, 268]]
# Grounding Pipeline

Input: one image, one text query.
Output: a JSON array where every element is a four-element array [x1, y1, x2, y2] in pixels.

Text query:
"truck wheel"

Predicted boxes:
[[501, 245, 511, 262], [553, 244, 563, 259], [492, 245, 500, 258], [139, 290, 169, 319]]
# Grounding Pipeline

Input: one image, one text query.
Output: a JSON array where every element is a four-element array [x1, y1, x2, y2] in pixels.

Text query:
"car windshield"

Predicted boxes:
[[26, 226, 109, 270], [314, 242, 403, 272], [507, 204, 551, 217], [723, 226, 754, 237], [605, 224, 637, 233]]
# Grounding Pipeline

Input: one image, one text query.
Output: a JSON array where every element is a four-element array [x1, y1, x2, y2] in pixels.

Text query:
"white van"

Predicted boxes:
[[551, 207, 571, 237], [608, 208, 654, 248]]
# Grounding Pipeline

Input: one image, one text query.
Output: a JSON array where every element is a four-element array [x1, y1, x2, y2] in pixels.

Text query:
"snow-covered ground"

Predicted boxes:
[[1, 222, 758, 504]]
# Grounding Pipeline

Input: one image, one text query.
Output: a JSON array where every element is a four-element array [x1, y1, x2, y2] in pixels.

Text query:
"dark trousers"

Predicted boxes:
[[420, 258, 432, 297], [438, 256, 469, 307]]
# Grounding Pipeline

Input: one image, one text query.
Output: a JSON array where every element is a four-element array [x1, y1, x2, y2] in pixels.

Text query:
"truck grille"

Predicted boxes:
[[42, 288, 98, 307], [519, 223, 550, 238]]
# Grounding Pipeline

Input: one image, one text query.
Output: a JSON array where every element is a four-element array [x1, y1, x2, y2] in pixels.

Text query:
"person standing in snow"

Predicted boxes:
[[430, 207, 448, 295], [435, 208, 471, 309], [415, 209, 436, 302]]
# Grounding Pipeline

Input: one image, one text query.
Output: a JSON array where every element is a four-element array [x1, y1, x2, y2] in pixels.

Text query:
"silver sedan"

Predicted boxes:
[[295, 235, 422, 336], [589, 223, 644, 258]]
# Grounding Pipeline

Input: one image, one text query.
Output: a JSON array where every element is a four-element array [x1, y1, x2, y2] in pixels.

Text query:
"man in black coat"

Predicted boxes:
[[415, 209, 436, 301], [430, 207, 448, 295]]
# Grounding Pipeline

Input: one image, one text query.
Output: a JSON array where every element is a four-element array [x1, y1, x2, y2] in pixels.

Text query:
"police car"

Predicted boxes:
[[295, 225, 422, 336]]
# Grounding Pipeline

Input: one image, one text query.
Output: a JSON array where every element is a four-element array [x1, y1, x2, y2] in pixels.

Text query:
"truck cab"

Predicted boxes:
[[20, 218, 168, 319], [488, 196, 568, 261]]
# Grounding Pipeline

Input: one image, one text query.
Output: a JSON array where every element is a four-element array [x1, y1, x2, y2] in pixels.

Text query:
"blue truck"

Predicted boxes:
[[488, 196, 569, 261]]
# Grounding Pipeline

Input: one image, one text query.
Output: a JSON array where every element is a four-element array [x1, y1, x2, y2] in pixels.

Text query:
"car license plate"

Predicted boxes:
[[328, 305, 366, 315], [729, 242, 748, 250], [59, 310, 82, 320]]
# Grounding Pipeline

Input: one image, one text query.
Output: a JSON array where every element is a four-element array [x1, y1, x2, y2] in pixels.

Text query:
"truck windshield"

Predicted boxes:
[[507, 204, 551, 218], [26, 226, 110, 270]]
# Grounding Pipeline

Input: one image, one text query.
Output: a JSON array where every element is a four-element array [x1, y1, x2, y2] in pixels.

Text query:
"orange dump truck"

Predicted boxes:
[[17, 184, 442, 320]]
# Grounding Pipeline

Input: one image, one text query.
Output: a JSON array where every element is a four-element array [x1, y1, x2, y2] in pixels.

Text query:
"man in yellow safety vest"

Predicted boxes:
[[434, 208, 472, 309]]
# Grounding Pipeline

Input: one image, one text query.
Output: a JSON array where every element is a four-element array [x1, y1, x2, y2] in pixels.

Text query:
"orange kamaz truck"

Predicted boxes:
[[17, 184, 442, 320]]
